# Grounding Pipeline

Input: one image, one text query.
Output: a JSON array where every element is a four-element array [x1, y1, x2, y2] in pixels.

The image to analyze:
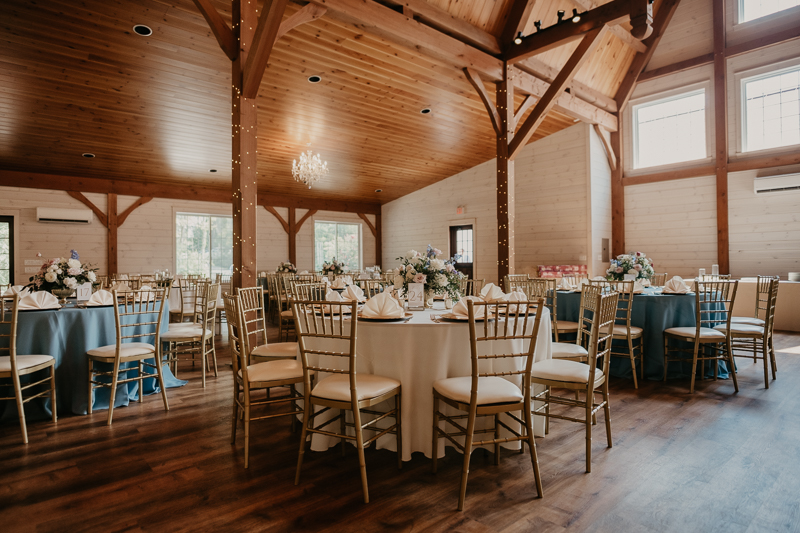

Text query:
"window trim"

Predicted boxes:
[[313, 219, 363, 273], [736, 58, 800, 156], [629, 83, 713, 173], [174, 211, 234, 277], [736, 0, 800, 24], [0, 215, 14, 286]]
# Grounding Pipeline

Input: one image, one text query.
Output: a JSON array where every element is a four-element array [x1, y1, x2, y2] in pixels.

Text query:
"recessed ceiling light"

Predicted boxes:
[[420, 108, 432, 114], [209, 169, 217, 173], [308, 75, 322, 83], [82, 153, 95, 158], [133, 25, 152, 36], [375, 189, 382, 193]]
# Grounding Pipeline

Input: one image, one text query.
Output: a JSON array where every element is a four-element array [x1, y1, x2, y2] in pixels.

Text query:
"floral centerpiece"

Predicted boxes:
[[275, 261, 297, 274], [393, 245, 464, 305], [25, 250, 98, 297], [606, 252, 654, 281], [321, 258, 346, 276]]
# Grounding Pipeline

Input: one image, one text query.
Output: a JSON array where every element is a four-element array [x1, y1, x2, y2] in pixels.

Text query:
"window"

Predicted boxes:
[[740, 0, 800, 23], [314, 221, 361, 272], [0, 216, 13, 286], [742, 66, 800, 153], [175, 213, 233, 278], [633, 90, 707, 169]]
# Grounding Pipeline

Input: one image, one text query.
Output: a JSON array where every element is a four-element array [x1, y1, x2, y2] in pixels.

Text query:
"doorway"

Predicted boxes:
[[0, 215, 14, 286], [449, 224, 474, 279]]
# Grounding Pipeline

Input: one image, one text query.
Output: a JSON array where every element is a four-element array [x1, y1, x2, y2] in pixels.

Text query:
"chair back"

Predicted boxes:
[[762, 278, 780, 335], [223, 294, 246, 381], [0, 295, 20, 367], [560, 275, 581, 287], [190, 282, 218, 331], [458, 279, 485, 297], [96, 275, 109, 289], [588, 280, 634, 333], [291, 281, 328, 301], [753, 275, 778, 320], [292, 274, 315, 283], [292, 299, 358, 401], [651, 273, 667, 286], [216, 273, 232, 298], [176, 278, 210, 322], [584, 291, 619, 385], [465, 298, 545, 405], [236, 286, 267, 363], [576, 284, 605, 348], [359, 279, 388, 299], [110, 288, 166, 354], [503, 274, 529, 293], [694, 279, 738, 334], [523, 278, 559, 336], [701, 274, 731, 281]]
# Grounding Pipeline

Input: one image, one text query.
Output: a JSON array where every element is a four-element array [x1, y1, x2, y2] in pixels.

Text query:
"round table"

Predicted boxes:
[[302, 304, 552, 461]]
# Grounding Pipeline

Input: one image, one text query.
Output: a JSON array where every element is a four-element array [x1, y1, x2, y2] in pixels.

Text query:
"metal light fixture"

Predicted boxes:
[[514, 31, 523, 45], [557, 10, 565, 23], [534, 20, 542, 32], [572, 9, 581, 23], [292, 143, 328, 189]]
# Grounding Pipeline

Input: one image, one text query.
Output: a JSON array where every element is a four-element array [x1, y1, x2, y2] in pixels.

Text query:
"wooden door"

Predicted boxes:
[[449, 225, 474, 279]]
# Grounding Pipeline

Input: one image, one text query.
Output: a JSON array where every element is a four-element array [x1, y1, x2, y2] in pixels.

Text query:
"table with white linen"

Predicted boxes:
[[301, 304, 552, 461]]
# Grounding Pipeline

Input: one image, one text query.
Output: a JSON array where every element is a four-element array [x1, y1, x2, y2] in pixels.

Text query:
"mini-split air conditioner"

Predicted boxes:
[[753, 173, 800, 194], [35, 207, 93, 224]]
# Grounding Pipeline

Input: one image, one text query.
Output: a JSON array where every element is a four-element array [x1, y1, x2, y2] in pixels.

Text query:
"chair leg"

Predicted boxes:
[[352, 405, 369, 504], [769, 336, 778, 379], [154, 352, 170, 412], [340, 408, 347, 458], [762, 337, 770, 389], [50, 364, 57, 423], [603, 385, 612, 448], [727, 338, 738, 393], [87, 359, 94, 415], [663, 337, 669, 382], [544, 387, 551, 435], [396, 391, 403, 470], [523, 400, 543, 498], [231, 389, 239, 444], [431, 394, 439, 474], [628, 335, 638, 389], [12, 374, 28, 444], [107, 360, 121, 426], [585, 388, 593, 473], [138, 360, 144, 403], [201, 340, 207, 389], [494, 414, 500, 466], [295, 397, 311, 486], [689, 343, 700, 394], [457, 408, 477, 511], [639, 337, 645, 382]]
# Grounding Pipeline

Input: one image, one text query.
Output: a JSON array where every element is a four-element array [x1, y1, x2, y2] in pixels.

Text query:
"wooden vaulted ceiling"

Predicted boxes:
[[0, 0, 642, 205]]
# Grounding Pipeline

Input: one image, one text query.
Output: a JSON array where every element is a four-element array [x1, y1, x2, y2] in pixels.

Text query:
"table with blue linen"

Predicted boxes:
[[555, 288, 732, 381], [1, 301, 187, 421]]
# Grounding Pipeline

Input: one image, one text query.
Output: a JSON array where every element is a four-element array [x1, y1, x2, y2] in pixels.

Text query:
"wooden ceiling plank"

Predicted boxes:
[[510, 26, 606, 159], [500, 0, 539, 50], [568, 0, 646, 53], [66, 191, 108, 227], [614, 0, 682, 112], [275, 4, 328, 41], [242, 0, 290, 99], [191, 0, 238, 60], [463, 68, 502, 136]]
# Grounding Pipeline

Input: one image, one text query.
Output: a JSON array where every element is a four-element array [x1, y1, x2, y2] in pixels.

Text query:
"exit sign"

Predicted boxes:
[[456, 206, 465, 215]]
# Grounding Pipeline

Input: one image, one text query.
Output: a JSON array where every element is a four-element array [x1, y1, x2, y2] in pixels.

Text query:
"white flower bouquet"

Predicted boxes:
[[606, 252, 654, 281], [276, 261, 297, 274], [394, 245, 464, 300], [25, 250, 98, 292]]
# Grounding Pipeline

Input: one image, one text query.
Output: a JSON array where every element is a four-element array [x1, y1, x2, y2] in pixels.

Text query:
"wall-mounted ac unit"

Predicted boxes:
[[754, 173, 800, 194], [36, 207, 93, 224]]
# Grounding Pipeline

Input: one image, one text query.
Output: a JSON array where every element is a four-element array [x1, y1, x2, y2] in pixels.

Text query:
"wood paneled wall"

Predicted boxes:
[[588, 125, 613, 277]]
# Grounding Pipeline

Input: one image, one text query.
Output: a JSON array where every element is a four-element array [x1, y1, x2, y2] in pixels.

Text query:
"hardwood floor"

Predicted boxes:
[[2, 331, 800, 532]]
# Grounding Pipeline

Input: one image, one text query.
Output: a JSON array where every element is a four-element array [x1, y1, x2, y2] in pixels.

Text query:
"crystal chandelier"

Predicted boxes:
[[292, 143, 328, 189]]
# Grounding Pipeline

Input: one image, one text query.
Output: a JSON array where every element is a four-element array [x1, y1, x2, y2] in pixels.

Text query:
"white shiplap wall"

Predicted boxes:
[[588, 126, 613, 277], [645, 0, 713, 72]]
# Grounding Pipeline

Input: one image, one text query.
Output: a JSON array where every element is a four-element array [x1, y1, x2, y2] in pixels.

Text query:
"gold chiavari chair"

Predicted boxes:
[[265, 273, 278, 323], [224, 294, 305, 468], [504, 274, 529, 293], [0, 284, 10, 295], [718, 278, 779, 388], [663, 279, 739, 393], [589, 280, 643, 388], [169, 278, 208, 323], [290, 281, 327, 302], [432, 298, 546, 511], [731, 275, 776, 329], [293, 299, 402, 504], [458, 278, 485, 297], [1, 295, 57, 443], [701, 274, 731, 281], [215, 273, 232, 334], [161, 282, 219, 387], [549, 285, 600, 362], [505, 277, 530, 293], [560, 275, 581, 287], [530, 290, 619, 473], [651, 273, 668, 286], [238, 286, 298, 362], [276, 276, 295, 341], [87, 288, 169, 425], [359, 279, 388, 299], [526, 278, 579, 343]]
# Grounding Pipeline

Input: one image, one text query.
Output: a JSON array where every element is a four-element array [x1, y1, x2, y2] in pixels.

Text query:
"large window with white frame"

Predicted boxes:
[[741, 65, 800, 153], [632, 89, 708, 170], [314, 221, 361, 272], [739, 0, 800, 23], [175, 213, 233, 278]]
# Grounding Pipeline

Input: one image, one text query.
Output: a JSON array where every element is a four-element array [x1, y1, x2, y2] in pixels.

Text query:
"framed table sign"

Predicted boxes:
[[76, 282, 93, 301], [407, 283, 424, 310]]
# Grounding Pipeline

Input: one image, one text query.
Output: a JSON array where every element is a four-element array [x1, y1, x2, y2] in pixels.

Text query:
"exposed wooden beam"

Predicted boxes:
[[725, 23, 800, 58], [463, 68, 502, 136], [497, 62, 516, 281], [375, 214, 382, 267], [614, 0, 682, 112], [514, 95, 536, 123], [500, 0, 538, 50], [275, 4, 327, 41], [288, 208, 297, 265], [610, 128, 624, 256], [568, 0, 647, 52], [713, 0, 729, 274], [383, 0, 501, 54], [117, 197, 153, 227], [192, 0, 237, 61], [517, 57, 618, 113], [638, 53, 714, 82], [66, 191, 107, 227], [295, 209, 317, 233], [594, 124, 617, 171], [728, 152, 800, 172], [623, 165, 716, 186], [262, 205, 290, 233], [107, 194, 118, 276], [504, 0, 646, 63], [357, 213, 377, 237], [242, 0, 289, 99], [509, 27, 606, 159]]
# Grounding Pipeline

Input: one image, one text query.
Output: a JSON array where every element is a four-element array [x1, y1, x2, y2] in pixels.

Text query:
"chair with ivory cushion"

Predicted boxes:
[[293, 299, 402, 504], [224, 294, 306, 468], [215, 273, 231, 335], [87, 288, 169, 425], [238, 286, 298, 363], [731, 275, 775, 330], [432, 298, 545, 511], [1, 295, 57, 443], [589, 280, 643, 388], [276, 276, 295, 341], [663, 279, 739, 394], [717, 278, 779, 389], [530, 290, 618, 473], [169, 278, 208, 324]]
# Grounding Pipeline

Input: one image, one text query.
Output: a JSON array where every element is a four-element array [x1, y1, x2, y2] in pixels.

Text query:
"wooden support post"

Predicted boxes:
[[496, 63, 516, 281], [713, 0, 729, 274], [375, 214, 382, 268], [288, 207, 297, 266], [610, 128, 625, 256], [232, 0, 258, 290], [107, 193, 118, 276]]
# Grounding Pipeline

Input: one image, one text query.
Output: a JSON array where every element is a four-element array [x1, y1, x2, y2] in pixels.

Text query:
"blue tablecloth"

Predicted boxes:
[[555, 289, 732, 381], [1, 301, 186, 421]]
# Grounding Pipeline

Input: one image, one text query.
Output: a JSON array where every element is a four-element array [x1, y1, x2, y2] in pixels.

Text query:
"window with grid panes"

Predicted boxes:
[[742, 66, 800, 153]]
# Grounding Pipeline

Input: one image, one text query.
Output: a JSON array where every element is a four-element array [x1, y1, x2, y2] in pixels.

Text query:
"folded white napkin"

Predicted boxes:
[[3, 285, 30, 297], [135, 285, 156, 301], [341, 284, 365, 302], [620, 281, 646, 294], [18, 291, 61, 310], [451, 295, 486, 319], [330, 278, 348, 289], [87, 289, 115, 306], [640, 278, 652, 288], [557, 277, 574, 290], [479, 283, 505, 302], [326, 289, 343, 302], [299, 270, 309, 275], [343, 275, 353, 286], [360, 291, 404, 318], [110, 282, 130, 292], [502, 289, 529, 314], [663, 276, 693, 294]]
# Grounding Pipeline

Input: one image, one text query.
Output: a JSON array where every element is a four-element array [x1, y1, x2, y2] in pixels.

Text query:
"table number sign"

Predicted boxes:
[[407, 283, 424, 310], [623, 274, 637, 282], [76, 282, 92, 301]]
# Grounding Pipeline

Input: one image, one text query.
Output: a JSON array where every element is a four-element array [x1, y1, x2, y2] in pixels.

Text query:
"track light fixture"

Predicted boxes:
[[514, 31, 523, 45], [557, 10, 565, 23], [572, 9, 581, 23], [534, 20, 542, 31]]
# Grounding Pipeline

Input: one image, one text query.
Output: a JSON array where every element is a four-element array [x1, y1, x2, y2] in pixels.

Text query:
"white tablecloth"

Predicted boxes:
[[302, 305, 552, 461]]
